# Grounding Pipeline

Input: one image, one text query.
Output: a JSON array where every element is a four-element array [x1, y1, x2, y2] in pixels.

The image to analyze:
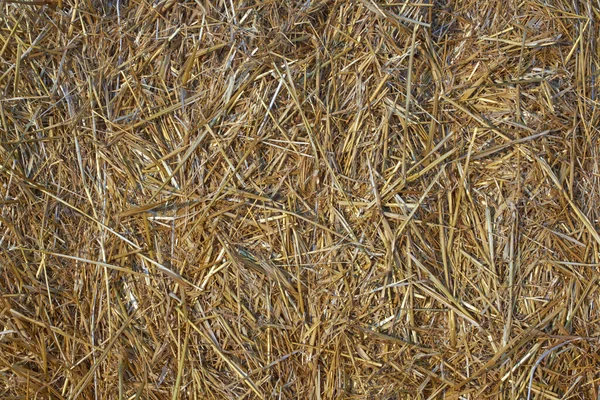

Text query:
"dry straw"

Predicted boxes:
[[1, 0, 600, 398]]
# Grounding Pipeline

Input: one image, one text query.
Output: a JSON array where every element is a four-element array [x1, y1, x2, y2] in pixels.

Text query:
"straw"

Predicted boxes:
[[1, 0, 600, 398]]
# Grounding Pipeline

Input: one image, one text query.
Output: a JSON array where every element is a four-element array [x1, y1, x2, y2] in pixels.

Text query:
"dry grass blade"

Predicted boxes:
[[1, 0, 600, 399]]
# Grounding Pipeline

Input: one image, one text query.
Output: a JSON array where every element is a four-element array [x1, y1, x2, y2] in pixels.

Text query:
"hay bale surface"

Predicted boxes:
[[1, 0, 599, 398]]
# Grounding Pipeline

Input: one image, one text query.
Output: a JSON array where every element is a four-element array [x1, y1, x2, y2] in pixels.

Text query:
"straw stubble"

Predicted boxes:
[[1, 0, 600, 398]]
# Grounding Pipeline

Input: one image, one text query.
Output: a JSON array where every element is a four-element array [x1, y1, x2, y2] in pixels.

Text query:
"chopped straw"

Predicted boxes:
[[1, 0, 600, 398]]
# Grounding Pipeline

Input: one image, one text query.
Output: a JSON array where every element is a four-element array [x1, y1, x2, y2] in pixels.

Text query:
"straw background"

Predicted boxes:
[[1, 0, 600, 398]]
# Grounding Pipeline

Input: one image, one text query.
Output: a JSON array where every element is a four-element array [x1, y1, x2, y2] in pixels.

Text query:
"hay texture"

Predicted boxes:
[[1, 0, 600, 398]]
